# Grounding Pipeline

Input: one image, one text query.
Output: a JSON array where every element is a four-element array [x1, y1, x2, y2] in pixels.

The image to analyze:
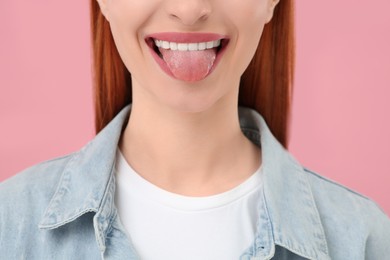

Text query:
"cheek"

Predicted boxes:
[[222, 0, 269, 26], [222, 0, 269, 76], [107, 0, 157, 67]]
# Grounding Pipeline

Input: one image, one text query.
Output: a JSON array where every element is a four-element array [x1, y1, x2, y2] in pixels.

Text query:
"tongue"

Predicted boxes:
[[159, 48, 216, 82]]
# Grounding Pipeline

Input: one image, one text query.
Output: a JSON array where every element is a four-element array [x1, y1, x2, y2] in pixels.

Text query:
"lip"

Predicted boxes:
[[145, 32, 228, 43], [145, 32, 230, 82]]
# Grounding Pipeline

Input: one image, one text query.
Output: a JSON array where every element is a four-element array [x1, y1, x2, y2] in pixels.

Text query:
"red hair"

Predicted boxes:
[[90, 1, 295, 147]]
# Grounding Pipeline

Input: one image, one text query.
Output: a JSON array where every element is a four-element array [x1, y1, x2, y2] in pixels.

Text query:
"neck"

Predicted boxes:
[[120, 90, 261, 196]]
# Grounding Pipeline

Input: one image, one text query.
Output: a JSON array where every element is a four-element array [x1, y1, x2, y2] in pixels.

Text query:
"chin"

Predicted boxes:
[[137, 68, 238, 115]]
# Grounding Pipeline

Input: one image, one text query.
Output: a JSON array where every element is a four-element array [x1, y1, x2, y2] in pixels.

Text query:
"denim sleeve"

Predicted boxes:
[[365, 202, 390, 258]]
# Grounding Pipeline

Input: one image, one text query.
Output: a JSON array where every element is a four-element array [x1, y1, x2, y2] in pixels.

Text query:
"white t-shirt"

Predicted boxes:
[[115, 150, 263, 260]]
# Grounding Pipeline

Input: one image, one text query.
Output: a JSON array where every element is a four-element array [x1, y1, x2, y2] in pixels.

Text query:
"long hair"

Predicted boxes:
[[90, 1, 295, 148]]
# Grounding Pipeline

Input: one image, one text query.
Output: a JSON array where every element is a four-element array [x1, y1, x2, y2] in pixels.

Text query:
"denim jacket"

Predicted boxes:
[[1, 106, 389, 260]]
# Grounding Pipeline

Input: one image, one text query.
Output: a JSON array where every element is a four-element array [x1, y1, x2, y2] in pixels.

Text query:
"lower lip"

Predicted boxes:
[[146, 39, 229, 82]]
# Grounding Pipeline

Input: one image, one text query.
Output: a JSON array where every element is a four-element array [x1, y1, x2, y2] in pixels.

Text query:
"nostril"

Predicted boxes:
[[169, 14, 179, 20], [199, 13, 209, 22]]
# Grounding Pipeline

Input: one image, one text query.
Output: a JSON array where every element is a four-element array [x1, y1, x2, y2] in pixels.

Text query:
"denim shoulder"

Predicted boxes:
[[304, 168, 390, 257], [0, 154, 73, 251]]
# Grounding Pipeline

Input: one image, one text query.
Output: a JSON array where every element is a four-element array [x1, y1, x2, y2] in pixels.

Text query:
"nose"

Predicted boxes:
[[165, 0, 212, 26]]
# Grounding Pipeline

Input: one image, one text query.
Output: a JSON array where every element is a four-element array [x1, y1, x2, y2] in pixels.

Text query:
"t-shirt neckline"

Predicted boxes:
[[116, 149, 263, 212]]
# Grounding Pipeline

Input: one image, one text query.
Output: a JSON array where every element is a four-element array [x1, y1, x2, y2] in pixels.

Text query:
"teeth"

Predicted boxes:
[[154, 39, 221, 51], [206, 41, 214, 49], [198, 42, 206, 50], [170, 42, 178, 50], [177, 43, 188, 51], [188, 43, 198, 51], [162, 41, 170, 49]]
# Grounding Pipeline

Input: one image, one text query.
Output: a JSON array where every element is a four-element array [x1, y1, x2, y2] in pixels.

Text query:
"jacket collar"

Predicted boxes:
[[39, 105, 329, 259], [238, 107, 330, 260], [39, 106, 131, 252]]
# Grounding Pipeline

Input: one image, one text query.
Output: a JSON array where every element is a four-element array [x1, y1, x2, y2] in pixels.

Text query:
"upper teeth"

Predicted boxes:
[[154, 39, 221, 51]]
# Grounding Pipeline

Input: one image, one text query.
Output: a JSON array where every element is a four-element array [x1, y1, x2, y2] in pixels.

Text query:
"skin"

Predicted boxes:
[[96, 0, 279, 196]]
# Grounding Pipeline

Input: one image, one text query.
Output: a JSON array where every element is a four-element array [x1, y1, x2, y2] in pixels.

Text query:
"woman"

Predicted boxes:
[[1, 0, 389, 259]]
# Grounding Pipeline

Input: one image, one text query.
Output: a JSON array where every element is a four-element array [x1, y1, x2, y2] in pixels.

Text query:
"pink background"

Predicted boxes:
[[1, 2, 389, 214]]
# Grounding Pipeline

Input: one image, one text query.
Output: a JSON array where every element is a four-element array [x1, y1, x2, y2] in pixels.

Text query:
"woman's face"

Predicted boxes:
[[97, 0, 279, 112]]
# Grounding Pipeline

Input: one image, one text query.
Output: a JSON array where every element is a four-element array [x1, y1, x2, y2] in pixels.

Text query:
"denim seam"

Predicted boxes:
[[94, 165, 117, 252], [38, 152, 81, 228], [274, 241, 317, 260], [258, 186, 275, 259], [300, 170, 330, 257], [304, 168, 372, 201]]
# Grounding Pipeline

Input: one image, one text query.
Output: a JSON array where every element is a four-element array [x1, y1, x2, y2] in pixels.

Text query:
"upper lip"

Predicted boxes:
[[145, 32, 228, 43]]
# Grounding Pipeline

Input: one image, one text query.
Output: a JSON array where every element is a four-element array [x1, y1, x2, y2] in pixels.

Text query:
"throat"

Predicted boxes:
[[120, 123, 260, 196]]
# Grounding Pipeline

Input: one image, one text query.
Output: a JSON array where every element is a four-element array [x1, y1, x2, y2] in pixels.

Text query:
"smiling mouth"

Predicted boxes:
[[147, 38, 227, 58], [145, 35, 229, 82]]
